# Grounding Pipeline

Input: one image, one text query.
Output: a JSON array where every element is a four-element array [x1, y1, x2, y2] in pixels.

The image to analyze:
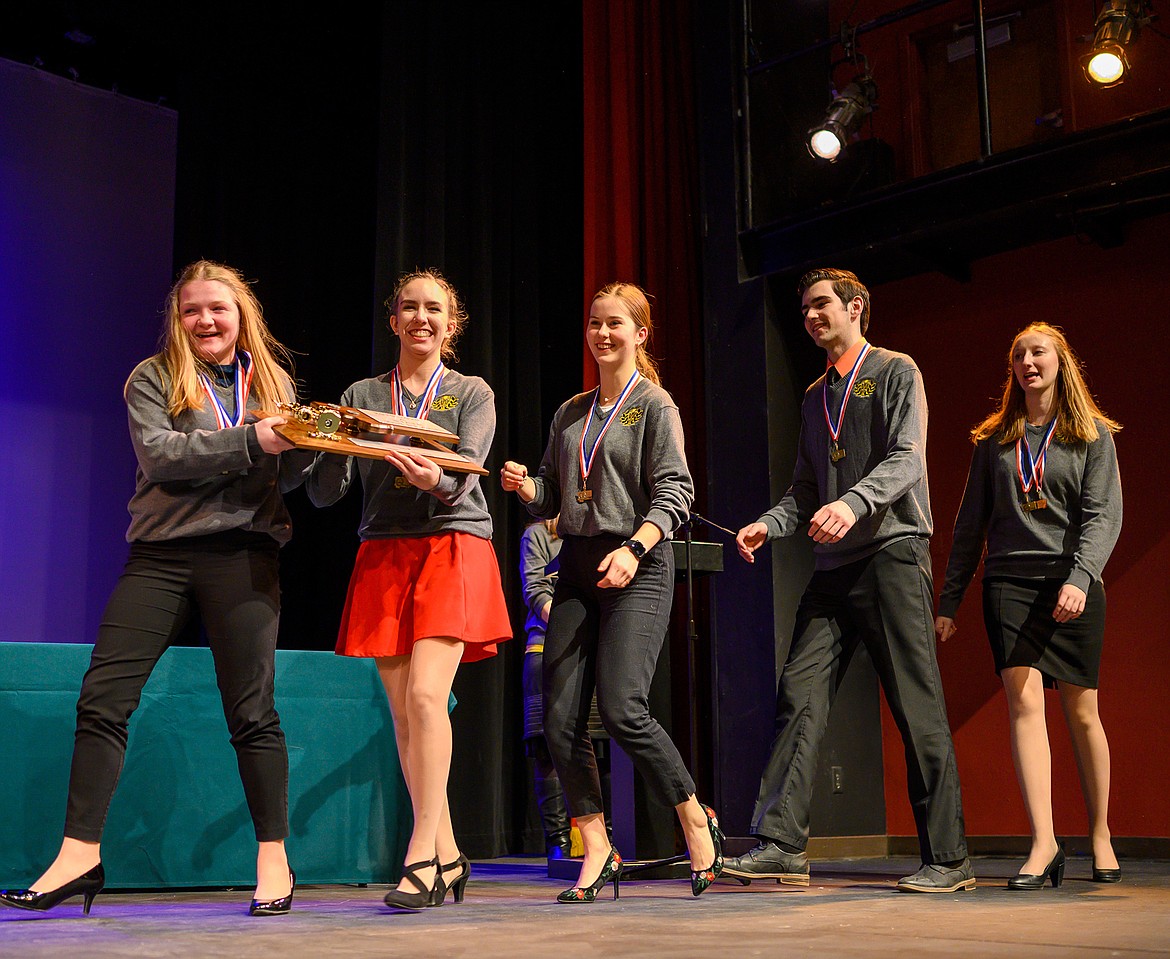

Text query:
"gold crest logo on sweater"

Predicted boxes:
[[620, 407, 644, 427], [431, 395, 459, 412], [394, 477, 412, 489], [852, 379, 876, 398]]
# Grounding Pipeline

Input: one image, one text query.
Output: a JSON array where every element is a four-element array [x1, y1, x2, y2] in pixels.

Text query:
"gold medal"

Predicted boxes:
[[824, 343, 870, 468], [1017, 421, 1057, 513], [576, 488, 593, 503]]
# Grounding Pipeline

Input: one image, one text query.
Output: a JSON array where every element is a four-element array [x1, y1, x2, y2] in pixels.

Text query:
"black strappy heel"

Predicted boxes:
[[384, 857, 445, 909]]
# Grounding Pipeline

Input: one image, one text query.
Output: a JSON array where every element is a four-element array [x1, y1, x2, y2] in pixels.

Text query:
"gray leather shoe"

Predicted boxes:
[[896, 858, 976, 893], [722, 841, 810, 886]]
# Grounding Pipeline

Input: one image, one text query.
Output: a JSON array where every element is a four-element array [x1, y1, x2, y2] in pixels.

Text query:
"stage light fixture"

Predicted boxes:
[[807, 74, 877, 161], [1082, 0, 1149, 87]]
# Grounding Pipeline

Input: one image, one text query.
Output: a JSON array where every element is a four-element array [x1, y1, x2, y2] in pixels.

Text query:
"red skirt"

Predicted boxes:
[[336, 532, 513, 663]]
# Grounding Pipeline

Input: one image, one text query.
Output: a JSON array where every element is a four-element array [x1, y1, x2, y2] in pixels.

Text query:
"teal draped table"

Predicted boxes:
[[0, 643, 410, 889]]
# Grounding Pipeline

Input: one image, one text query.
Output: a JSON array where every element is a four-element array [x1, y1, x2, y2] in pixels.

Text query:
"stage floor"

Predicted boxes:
[[2, 856, 1167, 958]]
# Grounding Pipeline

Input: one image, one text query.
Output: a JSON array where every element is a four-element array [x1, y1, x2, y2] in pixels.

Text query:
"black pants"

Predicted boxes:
[[752, 538, 967, 864], [64, 533, 289, 843], [542, 535, 695, 818]]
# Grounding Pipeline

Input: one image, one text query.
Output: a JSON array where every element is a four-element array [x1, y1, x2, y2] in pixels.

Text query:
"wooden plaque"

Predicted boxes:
[[257, 403, 489, 476]]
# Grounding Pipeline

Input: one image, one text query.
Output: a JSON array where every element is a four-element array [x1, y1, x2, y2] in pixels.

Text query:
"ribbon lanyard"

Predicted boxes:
[[823, 341, 870, 462], [390, 362, 445, 419], [1016, 419, 1057, 508], [576, 370, 641, 503], [197, 350, 254, 429]]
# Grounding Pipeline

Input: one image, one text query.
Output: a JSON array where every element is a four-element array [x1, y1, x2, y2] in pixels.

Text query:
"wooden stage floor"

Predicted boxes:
[[2, 856, 1167, 958]]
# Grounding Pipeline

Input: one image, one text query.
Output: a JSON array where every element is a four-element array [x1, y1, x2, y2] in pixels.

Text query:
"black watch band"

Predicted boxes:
[[621, 538, 647, 561]]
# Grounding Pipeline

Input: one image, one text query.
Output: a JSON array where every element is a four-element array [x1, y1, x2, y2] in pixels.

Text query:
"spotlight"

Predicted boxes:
[[807, 75, 877, 161], [1082, 0, 1149, 87]]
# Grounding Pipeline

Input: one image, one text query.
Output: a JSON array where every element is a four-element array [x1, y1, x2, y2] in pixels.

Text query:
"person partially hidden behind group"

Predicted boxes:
[[936, 322, 1123, 890], [0, 260, 304, 916], [501, 281, 722, 903], [306, 269, 512, 910], [519, 515, 612, 859]]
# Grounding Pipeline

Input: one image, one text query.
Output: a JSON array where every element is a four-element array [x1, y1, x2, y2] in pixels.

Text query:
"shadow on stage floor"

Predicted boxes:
[[2, 855, 1167, 958]]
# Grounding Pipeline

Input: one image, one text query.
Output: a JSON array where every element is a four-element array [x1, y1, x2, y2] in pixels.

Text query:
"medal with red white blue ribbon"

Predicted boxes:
[[197, 349, 254, 429], [823, 341, 870, 463], [1016, 419, 1056, 512], [390, 362, 445, 420], [576, 370, 641, 503]]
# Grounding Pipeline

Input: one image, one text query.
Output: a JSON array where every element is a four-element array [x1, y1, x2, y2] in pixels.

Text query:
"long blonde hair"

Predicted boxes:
[[972, 322, 1120, 444], [129, 260, 295, 417], [592, 281, 661, 385]]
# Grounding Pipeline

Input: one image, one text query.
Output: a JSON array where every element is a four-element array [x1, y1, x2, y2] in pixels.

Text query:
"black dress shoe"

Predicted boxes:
[[1092, 858, 1122, 883], [249, 869, 296, 916], [1008, 848, 1065, 890], [0, 863, 104, 915], [722, 840, 810, 886], [897, 858, 976, 893]]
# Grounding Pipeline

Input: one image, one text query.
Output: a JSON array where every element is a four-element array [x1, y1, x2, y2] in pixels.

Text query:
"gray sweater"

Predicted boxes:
[[124, 356, 304, 544], [937, 420, 1123, 617], [305, 369, 495, 541], [759, 346, 933, 570], [520, 522, 561, 641], [527, 379, 693, 540]]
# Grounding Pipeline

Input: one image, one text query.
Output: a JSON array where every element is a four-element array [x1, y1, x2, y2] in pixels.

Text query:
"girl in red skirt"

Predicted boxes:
[[307, 270, 511, 908]]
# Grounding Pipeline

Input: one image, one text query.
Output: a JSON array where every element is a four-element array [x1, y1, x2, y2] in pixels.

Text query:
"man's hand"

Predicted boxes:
[[935, 616, 957, 643], [736, 522, 769, 563], [808, 500, 856, 544]]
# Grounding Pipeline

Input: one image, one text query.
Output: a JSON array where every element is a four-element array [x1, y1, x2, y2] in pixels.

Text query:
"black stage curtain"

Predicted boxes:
[[161, 3, 582, 857], [367, 3, 585, 857]]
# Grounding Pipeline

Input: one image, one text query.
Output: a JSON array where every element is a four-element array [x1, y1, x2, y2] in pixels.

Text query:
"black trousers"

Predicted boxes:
[[64, 533, 289, 843], [752, 538, 968, 864], [542, 535, 695, 818]]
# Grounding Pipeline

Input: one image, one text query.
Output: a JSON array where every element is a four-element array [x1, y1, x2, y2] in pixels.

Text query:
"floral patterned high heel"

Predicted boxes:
[[556, 846, 622, 903], [690, 805, 724, 897]]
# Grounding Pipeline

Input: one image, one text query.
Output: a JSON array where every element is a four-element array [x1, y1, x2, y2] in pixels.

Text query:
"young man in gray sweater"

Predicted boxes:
[[727, 268, 972, 893]]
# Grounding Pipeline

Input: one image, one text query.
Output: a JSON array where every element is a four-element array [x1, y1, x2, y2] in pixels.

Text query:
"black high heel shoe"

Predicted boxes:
[[557, 846, 622, 903], [1008, 847, 1066, 890], [249, 869, 296, 916], [690, 804, 725, 897], [0, 863, 104, 915], [384, 857, 444, 909], [440, 853, 471, 904], [1092, 858, 1122, 883]]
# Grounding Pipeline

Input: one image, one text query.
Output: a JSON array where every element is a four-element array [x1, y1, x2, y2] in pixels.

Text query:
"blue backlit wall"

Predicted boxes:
[[0, 58, 176, 644]]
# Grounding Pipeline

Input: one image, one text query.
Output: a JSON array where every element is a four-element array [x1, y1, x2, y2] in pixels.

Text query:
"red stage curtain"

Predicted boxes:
[[581, 0, 706, 477]]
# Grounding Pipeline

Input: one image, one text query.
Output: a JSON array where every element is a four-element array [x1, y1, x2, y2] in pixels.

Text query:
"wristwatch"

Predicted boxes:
[[621, 538, 647, 561]]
